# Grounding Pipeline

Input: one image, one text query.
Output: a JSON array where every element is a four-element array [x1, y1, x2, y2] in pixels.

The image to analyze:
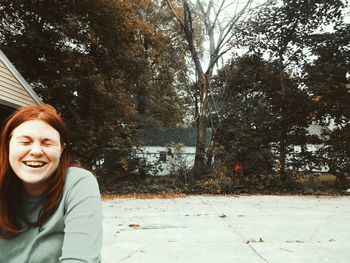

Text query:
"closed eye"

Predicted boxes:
[[19, 141, 31, 145], [42, 139, 58, 147]]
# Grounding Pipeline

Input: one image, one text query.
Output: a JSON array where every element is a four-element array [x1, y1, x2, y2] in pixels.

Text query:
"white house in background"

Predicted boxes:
[[290, 123, 331, 173], [0, 50, 42, 124], [292, 124, 331, 153], [134, 128, 212, 176], [135, 125, 329, 175]]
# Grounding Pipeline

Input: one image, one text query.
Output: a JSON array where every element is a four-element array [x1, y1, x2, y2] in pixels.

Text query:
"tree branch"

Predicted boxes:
[[165, 0, 185, 30]]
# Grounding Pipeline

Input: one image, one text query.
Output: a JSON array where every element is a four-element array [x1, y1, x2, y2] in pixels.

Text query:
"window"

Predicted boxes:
[[159, 151, 166, 162]]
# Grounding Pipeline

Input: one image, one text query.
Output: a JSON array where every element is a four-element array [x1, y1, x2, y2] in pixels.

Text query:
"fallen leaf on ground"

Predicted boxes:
[[246, 238, 264, 243], [286, 240, 304, 243], [128, 224, 140, 228]]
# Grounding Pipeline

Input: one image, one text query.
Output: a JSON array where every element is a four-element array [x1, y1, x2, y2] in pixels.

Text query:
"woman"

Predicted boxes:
[[0, 104, 102, 262]]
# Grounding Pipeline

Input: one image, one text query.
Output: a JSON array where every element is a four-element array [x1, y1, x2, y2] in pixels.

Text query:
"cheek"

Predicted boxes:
[[8, 142, 24, 171], [47, 149, 63, 163], [8, 140, 15, 157], [8, 141, 22, 162], [49, 152, 62, 172]]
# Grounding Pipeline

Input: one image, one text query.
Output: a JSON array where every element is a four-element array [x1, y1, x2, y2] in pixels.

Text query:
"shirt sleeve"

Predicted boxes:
[[59, 171, 103, 263]]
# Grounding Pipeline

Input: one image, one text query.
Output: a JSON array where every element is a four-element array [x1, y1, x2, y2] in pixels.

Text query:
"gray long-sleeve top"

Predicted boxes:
[[0, 166, 103, 262]]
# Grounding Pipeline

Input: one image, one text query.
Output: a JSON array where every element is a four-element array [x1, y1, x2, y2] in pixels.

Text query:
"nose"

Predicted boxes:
[[30, 142, 43, 156]]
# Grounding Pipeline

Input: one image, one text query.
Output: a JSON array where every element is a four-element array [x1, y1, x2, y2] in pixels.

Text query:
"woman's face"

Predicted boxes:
[[9, 120, 64, 196]]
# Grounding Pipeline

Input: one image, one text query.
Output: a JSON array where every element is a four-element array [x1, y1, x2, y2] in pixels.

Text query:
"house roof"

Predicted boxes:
[[136, 128, 212, 147], [0, 50, 42, 109]]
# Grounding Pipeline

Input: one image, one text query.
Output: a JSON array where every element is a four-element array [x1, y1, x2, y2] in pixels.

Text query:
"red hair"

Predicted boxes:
[[0, 104, 72, 238]]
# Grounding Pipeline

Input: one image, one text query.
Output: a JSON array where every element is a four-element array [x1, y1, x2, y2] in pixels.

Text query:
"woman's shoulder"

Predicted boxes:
[[66, 166, 95, 179], [61, 167, 102, 223], [63, 166, 100, 196]]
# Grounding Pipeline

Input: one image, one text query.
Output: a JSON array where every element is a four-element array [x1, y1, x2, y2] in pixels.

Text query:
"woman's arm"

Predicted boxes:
[[60, 170, 103, 262]]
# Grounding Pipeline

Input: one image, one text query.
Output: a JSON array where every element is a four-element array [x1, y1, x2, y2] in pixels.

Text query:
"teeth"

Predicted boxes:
[[24, 161, 46, 168]]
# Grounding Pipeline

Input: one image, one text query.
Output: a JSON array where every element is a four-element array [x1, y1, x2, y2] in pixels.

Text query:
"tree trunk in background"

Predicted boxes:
[[279, 102, 287, 181], [278, 54, 287, 182], [165, 0, 263, 179], [193, 74, 210, 178]]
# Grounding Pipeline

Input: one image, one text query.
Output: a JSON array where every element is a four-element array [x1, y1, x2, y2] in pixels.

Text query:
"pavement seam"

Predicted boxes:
[[222, 218, 270, 263], [206, 201, 270, 263], [120, 245, 147, 262], [245, 242, 270, 263]]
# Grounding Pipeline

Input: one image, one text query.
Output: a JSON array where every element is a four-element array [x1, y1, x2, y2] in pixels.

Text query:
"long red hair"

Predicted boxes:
[[0, 104, 72, 238]]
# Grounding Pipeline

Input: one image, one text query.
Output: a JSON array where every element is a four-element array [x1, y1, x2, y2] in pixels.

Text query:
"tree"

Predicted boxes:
[[304, 23, 350, 185], [132, 1, 189, 128], [165, 0, 271, 178], [213, 54, 312, 183], [0, 0, 188, 170], [242, 0, 345, 180]]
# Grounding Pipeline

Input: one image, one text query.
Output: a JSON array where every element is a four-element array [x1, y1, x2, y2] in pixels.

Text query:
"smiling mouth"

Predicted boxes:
[[23, 161, 47, 168]]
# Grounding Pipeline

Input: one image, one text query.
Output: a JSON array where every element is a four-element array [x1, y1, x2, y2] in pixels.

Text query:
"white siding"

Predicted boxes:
[[134, 146, 196, 176], [0, 59, 38, 108]]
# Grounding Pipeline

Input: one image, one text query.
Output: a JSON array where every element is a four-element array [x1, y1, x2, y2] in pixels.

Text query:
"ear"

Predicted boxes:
[[61, 143, 66, 153]]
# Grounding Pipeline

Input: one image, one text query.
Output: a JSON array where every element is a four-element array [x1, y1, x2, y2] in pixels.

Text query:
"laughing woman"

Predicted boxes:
[[0, 104, 102, 262]]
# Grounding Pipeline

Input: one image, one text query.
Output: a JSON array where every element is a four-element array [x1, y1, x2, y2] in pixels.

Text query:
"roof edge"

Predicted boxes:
[[0, 98, 22, 109], [0, 50, 42, 105]]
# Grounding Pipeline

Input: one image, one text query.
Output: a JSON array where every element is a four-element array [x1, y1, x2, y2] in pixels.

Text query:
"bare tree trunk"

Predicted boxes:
[[278, 53, 287, 182], [193, 74, 210, 178], [194, 80, 200, 118], [279, 103, 287, 181], [165, 0, 268, 179]]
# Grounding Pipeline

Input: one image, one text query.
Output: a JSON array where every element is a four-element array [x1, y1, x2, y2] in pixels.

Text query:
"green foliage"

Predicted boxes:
[[210, 0, 349, 187], [304, 23, 350, 183], [244, 0, 345, 61], [234, 0, 346, 179], [305, 24, 350, 122], [212, 54, 312, 178]]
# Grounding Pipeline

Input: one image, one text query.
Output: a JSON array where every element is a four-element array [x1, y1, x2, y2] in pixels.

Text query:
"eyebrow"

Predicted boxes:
[[14, 135, 31, 140]]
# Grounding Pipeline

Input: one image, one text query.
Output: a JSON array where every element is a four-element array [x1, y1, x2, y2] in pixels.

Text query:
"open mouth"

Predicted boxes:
[[23, 161, 47, 168]]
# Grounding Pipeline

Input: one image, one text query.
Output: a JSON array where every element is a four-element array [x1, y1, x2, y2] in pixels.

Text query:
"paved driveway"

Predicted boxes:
[[102, 195, 350, 263]]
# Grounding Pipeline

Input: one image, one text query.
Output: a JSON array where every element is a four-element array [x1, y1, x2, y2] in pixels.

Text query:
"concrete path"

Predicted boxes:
[[102, 195, 350, 263]]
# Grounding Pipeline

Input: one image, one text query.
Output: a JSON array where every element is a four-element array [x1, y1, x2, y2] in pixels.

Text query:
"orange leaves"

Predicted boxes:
[[233, 162, 242, 173]]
